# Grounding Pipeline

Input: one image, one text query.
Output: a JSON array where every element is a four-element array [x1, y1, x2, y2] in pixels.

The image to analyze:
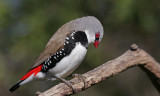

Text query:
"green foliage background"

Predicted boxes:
[[0, 0, 160, 96]]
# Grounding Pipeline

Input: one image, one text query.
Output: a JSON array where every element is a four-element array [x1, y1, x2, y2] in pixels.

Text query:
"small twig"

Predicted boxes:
[[38, 44, 160, 96]]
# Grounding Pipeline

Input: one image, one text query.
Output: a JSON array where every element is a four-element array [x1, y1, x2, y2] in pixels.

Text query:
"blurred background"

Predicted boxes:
[[0, 0, 160, 96]]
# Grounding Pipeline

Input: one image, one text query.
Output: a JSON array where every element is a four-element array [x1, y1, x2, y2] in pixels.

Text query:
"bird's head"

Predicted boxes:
[[85, 27, 103, 48], [71, 16, 104, 48], [83, 16, 103, 48]]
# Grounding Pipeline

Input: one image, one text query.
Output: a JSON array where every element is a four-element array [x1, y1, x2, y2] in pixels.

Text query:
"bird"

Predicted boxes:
[[9, 16, 104, 92]]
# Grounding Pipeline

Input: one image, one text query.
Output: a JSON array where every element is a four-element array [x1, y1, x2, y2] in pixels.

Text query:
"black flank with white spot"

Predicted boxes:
[[41, 31, 88, 72]]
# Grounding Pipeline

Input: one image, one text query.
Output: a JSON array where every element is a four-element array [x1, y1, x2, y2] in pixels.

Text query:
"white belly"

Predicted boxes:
[[48, 43, 87, 78]]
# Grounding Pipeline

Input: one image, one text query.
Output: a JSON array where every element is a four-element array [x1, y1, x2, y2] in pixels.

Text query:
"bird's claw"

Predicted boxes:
[[63, 80, 76, 93], [72, 74, 87, 90], [54, 75, 76, 93]]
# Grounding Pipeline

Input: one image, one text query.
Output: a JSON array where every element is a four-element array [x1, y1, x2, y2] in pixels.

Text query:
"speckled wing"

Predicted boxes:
[[32, 22, 74, 68]]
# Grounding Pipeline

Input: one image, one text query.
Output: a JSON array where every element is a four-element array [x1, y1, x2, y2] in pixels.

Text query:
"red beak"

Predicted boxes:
[[94, 41, 99, 48]]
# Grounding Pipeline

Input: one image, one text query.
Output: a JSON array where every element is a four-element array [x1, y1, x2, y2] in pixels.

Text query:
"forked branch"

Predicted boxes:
[[38, 44, 160, 96]]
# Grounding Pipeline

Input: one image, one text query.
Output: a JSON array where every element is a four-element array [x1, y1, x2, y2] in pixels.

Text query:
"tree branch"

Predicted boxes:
[[38, 44, 160, 96]]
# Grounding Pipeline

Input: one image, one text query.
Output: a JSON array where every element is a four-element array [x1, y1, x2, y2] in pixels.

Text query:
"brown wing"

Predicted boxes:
[[32, 22, 74, 68]]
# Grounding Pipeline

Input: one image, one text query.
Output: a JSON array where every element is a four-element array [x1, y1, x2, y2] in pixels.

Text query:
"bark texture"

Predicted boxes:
[[38, 44, 160, 96]]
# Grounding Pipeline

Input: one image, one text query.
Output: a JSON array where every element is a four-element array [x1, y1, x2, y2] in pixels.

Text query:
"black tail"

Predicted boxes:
[[9, 80, 23, 92]]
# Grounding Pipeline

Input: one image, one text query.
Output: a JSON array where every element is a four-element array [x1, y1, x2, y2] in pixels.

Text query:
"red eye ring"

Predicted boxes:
[[95, 33, 100, 38]]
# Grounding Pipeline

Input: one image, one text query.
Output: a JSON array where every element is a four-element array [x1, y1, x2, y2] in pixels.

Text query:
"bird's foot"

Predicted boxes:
[[72, 74, 87, 90], [54, 76, 76, 93]]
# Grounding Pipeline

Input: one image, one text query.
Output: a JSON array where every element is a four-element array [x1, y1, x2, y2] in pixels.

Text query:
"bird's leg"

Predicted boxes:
[[54, 75, 76, 93], [72, 74, 87, 90]]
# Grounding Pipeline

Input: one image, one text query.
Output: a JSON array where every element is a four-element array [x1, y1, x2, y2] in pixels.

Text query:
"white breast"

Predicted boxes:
[[48, 42, 87, 79]]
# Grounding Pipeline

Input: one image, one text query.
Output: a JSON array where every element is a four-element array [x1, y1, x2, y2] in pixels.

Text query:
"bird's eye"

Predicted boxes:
[[95, 33, 100, 40], [95, 33, 100, 38]]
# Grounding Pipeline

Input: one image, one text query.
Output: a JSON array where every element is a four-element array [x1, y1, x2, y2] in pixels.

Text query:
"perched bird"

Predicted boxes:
[[9, 16, 104, 92]]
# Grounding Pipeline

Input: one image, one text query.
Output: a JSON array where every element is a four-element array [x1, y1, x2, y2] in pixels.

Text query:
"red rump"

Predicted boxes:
[[20, 65, 43, 80]]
